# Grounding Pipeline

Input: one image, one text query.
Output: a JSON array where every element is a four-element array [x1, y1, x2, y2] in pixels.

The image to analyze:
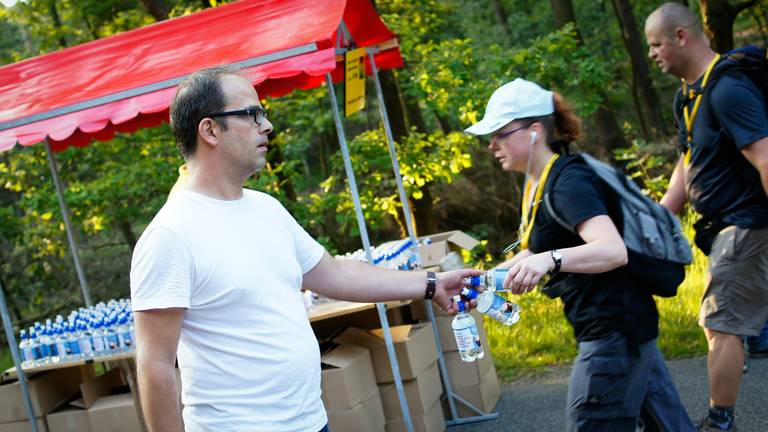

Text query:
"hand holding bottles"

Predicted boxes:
[[505, 252, 555, 294], [431, 268, 485, 313]]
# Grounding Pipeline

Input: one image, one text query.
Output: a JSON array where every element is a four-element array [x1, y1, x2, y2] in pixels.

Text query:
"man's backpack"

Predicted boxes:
[[675, 45, 768, 129], [542, 153, 693, 297]]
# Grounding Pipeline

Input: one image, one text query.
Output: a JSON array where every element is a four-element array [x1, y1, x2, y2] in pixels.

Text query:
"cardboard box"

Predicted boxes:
[[336, 324, 437, 383], [380, 362, 442, 420], [385, 397, 445, 432], [435, 312, 489, 353], [321, 344, 378, 411], [444, 347, 494, 389], [326, 387, 386, 432], [447, 365, 501, 418], [0, 366, 93, 423], [0, 418, 47, 432], [46, 408, 89, 432], [87, 394, 140, 432], [78, 369, 127, 409], [417, 231, 478, 267]]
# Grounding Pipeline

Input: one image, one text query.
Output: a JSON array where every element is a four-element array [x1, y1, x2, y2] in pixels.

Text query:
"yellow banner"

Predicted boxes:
[[344, 48, 366, 117]]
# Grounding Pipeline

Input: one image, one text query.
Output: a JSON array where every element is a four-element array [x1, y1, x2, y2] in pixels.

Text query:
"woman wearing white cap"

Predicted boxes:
[[465, 79, 694, 431]]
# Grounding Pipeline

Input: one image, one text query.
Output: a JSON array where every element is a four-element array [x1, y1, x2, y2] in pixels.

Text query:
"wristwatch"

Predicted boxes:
[[549, 249, 562, 274], [424, 271, 437, 299]]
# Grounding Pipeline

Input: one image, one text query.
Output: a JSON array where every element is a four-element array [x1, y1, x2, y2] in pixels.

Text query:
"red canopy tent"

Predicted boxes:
[[0, 0, 402, 152]]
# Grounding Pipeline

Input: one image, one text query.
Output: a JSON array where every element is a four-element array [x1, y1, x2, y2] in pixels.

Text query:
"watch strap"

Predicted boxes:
[[424, 271, 437, 300]]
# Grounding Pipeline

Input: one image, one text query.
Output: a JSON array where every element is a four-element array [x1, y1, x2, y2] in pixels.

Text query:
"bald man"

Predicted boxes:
[[646, 3, 768, 431]]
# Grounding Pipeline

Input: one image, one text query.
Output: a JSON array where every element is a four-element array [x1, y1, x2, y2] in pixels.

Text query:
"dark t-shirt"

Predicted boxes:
[[529, 156, 659, 345], [673, 70, 768, 227]]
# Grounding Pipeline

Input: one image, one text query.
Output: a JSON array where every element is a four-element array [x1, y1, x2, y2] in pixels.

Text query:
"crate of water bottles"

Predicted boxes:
[[17, 298, 136, 370]]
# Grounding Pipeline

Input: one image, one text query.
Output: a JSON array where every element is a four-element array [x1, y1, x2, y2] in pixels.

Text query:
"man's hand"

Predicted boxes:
[[504, 253, 554, 295], [433, 268, 484, 313]]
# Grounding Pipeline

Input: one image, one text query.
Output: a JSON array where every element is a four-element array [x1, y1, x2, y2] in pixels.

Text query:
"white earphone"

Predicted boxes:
[[529, 131, 538, 146]]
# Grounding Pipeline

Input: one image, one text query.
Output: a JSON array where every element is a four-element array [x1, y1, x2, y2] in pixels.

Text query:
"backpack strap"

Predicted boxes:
[[541, 153, 583, 234]]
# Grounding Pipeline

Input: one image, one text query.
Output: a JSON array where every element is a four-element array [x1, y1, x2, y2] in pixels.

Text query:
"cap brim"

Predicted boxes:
[[464, 116, 512, 136]]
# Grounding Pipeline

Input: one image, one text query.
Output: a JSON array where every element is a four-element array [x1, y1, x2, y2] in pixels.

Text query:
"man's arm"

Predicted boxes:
[[135, 308, 184, 432], [742, 136, 768, 195], [302, 252, 482, 312], [660, 155, 688, 214]]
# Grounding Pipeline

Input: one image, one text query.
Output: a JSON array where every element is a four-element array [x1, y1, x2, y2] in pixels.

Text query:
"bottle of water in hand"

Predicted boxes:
[[468, 268, 509, 292], [451, 295, 484, 362], [462, 288, 521, 326]]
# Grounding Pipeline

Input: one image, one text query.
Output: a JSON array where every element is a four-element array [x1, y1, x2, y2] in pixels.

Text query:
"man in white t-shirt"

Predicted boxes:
[[130, 66, 482, 432]]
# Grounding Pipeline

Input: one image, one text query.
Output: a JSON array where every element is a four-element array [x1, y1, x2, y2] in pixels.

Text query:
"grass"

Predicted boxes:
[[486, 213, 709, 382]]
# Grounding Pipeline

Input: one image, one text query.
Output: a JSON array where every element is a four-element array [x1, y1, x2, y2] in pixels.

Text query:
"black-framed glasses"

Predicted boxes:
[[208, 107, 267, 125], [492, 124, 528, 142]]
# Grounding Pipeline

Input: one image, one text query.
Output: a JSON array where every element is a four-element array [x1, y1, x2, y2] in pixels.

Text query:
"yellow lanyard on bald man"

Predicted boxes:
[[682, 54, 720, 166], [519, 153, 560, 250]]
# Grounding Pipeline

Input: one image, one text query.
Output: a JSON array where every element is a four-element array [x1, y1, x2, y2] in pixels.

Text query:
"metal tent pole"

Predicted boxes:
[[0, 280, 40, 432], [325, 73, 414, 432], [367, 51, 499, 427], [44, 140, 92, 307]]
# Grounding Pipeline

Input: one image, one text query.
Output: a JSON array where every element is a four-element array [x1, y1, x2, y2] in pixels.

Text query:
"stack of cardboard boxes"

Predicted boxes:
[[0, 365, 151, 432], [333, 323, 446, 432]]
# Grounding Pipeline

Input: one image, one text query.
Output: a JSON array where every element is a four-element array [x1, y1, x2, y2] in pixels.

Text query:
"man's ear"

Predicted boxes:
[[674, 27, 686, 46], [198, 117, 218, 148]]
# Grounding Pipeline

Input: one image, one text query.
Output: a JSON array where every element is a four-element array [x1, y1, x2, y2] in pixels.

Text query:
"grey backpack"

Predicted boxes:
[[542, 153, 692, 297]]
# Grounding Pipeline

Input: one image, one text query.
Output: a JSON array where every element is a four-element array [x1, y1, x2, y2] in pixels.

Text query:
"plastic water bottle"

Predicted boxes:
[[117, 314, 134, 352], [103, 316, 120, 352], [54, 325, 68, 363], [468, 289, 521, 326], [28, 328, 42, 367], [78, 322, 95, 358], [18, 329, 35, 369], [90, 319, 107, 355], [64, 323, 81, 360], [451, 295, 484, 362], [469, 268, 509, 292], [38, 325, 54, 365]]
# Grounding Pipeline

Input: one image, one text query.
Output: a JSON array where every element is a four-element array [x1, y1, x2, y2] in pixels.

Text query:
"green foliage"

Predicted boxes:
[[614, 137, 679, 200]]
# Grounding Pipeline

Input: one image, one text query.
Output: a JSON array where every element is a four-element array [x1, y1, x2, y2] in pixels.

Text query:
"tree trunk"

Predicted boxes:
[[611, 0, 668, 137], [140, 0, 172, 21], [700, 0, 759, 53], [116, 219, 137, 251], [549, 0, 626, 156], [49, 0, 67, 48], [377, 69, 409, 141], [491, 0, 513, 42]]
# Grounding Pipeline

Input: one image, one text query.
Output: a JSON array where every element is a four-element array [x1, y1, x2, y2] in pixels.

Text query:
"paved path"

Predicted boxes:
[[449, 355, 768, 431]]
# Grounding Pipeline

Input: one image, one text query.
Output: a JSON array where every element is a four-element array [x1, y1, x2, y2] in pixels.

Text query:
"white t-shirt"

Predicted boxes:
[[131, 189, 327, 432]]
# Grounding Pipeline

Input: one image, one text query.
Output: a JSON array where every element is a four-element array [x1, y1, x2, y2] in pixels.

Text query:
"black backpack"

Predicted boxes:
[[675, 45, 768, 133], [542, 154, 693, 297]]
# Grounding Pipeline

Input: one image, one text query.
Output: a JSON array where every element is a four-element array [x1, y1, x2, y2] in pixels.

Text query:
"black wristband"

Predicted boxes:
[[424, 271, 437, 300]]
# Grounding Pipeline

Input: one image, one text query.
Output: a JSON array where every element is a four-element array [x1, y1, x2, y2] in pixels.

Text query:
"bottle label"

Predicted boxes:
[[56, 342, 67, 356], [79, 338, 94, 354], [120, 331, 133, 348], [92, 336, 106, 352], [485, 294, 510, 323], [106, 334, 119, 350], [453, 327, 475, 352], [492, 269, 508, 290], [21, 347, 33, 362], [67, 341, 81, 355]]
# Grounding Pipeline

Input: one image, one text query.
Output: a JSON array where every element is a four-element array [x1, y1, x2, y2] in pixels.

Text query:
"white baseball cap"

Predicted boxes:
[[464, 78, 554, 136]]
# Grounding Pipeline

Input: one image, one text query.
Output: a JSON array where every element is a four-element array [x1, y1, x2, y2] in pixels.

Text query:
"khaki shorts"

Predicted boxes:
[[700, 226, 768, 336]]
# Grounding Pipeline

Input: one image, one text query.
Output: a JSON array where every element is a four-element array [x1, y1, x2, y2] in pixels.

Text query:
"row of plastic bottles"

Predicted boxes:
[[453, 268, 521, 362], [17, 298, 135, 369], [336, 237, 430, 270]]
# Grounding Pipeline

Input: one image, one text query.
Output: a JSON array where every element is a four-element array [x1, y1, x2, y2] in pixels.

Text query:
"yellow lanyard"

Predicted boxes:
[[682, 54, 720, 166], [519, 154, 560, 250]]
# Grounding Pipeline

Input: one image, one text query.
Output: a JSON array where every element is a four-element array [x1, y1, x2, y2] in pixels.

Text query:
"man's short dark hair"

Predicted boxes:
[[170, 66, 237, 159], [651, 2, 704, 39]]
